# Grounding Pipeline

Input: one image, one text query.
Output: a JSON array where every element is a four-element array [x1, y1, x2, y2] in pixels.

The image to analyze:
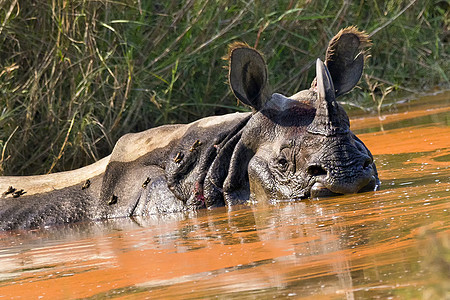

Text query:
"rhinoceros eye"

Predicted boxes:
[[276, 158, 289, 172]]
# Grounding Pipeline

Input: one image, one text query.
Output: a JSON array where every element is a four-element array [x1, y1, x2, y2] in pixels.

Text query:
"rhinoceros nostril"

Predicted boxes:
[[363, 157, 372, 169], [307, 165, 327, 176]]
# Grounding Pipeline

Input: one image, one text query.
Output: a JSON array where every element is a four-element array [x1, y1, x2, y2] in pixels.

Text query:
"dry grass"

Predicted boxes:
[[0, 0, 448, 175]]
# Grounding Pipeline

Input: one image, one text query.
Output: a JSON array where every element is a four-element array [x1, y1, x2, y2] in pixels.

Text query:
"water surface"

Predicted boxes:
[[0, 91, 449, 299]]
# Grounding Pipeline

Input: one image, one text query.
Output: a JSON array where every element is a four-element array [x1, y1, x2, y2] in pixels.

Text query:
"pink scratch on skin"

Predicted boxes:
[[194, 181, 206, 207]]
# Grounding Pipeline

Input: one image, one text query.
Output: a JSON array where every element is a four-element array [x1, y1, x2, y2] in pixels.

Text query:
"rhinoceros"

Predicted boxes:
[[0, 27, 379, 230]]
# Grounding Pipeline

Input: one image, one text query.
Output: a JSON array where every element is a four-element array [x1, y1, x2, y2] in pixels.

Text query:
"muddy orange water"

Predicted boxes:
[[1, 92, 449, 299]]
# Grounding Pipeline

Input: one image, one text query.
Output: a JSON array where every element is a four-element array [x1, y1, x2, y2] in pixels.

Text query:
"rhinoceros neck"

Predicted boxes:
[[97, 111, 253, 215], [0, 156, 110, 197]]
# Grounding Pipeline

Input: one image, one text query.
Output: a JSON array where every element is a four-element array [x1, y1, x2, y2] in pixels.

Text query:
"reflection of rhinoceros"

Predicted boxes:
[[0, 27, 379, 230]]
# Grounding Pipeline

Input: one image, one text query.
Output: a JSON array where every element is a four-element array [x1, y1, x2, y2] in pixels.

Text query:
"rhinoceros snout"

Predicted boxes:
[[310, 182, 341, 198], [308, 153, 376, 196]]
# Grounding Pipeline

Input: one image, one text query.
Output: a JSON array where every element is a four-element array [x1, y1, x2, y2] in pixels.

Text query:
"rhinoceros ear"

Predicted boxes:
[[325, 26, 371, 97], [227, 43, 270, 110]]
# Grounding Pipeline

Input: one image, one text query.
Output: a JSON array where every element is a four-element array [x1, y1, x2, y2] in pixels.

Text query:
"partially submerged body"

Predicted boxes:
[[0, 113, 252, 229], [0, 27, 380, 230]]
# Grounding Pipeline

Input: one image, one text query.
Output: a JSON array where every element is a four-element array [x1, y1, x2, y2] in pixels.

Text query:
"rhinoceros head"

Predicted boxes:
[[222, 27, 379, 203]]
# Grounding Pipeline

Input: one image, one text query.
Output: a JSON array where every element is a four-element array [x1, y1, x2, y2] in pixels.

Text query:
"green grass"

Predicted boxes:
[[0, 0, 448, 175]]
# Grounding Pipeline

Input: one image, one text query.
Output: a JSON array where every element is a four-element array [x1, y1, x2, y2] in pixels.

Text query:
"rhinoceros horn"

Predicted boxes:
[[307, 59, 349, 136]]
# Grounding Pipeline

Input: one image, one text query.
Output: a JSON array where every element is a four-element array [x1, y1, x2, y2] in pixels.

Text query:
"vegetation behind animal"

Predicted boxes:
[[0, 0, 448, 175]]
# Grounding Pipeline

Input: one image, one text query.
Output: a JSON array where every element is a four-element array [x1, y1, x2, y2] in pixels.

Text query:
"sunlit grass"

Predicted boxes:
[[0, 0, 448, 175]]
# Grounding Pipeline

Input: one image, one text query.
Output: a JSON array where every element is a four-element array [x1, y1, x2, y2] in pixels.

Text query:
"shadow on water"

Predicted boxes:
[[0, 91, 449, 299]]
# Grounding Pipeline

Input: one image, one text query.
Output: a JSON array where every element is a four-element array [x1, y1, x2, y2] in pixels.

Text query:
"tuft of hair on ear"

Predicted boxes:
[[222, 41, 265, 70], [222, 41, 251, 60], [325, 26, 372, 64]]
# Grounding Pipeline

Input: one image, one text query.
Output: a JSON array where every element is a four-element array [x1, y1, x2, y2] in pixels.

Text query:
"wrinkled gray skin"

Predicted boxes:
[[0, 29, 379, 230]]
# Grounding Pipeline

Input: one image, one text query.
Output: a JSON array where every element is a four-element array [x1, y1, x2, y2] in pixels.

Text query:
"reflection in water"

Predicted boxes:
[[0, 91, 449, 299]]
